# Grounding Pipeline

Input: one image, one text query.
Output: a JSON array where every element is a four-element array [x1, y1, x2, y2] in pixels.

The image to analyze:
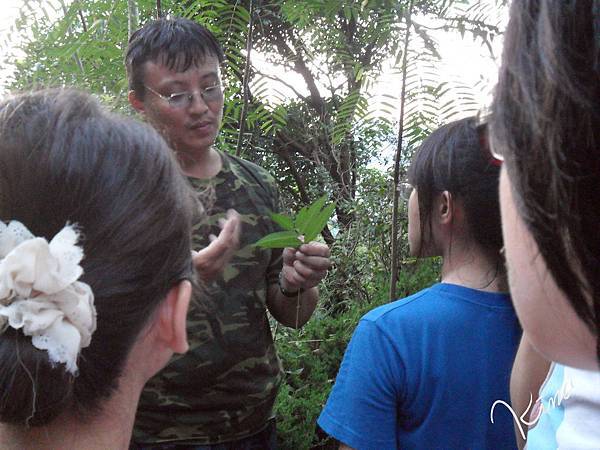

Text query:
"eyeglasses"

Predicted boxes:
[[144, 84, 224, 109]]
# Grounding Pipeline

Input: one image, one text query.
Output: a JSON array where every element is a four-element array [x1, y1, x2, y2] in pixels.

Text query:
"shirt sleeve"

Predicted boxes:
[[317, 318, 405, 450]]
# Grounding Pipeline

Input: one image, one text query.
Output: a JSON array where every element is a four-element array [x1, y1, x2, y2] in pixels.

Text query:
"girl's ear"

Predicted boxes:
[[438, 190, 453, 225], [155, 280, 192, 354]]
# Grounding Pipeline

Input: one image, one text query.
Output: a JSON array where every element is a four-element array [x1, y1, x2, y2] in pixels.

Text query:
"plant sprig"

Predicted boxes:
[[254, 195, 336, 249]]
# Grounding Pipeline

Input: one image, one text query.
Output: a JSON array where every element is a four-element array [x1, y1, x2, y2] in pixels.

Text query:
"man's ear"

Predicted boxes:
[[438, 190, 453, 225], [128, 90, 146, 115], [156, 280, 192, 354]]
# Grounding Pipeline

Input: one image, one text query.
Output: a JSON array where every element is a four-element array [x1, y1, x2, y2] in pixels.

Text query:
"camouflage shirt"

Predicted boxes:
[[133, 151, 283, 445]]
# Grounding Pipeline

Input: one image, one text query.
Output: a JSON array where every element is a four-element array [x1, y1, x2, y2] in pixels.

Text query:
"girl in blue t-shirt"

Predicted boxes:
[[318, 116, 521, 450]]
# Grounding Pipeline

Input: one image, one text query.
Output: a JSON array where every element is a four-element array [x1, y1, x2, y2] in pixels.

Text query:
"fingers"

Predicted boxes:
[[293, 253, 332, 271], [284, 242, 331, 266], [281, 265, 303, 287], [192, 209, 242, 281], [200, 210, 241, 255], [292, 242, 331, 271], [199, 234, 232, 259], [281, 241, 332, 290], [292, 260, 328, 282], [217, 209, 241, 245], [282, 247, 296, 265], [286, 242, 332, 271], [298, 242, 331, 258], [281, 263, 327, 290]]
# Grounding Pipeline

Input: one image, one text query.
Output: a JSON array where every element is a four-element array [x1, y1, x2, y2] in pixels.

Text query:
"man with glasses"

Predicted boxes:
[[126, 17, 331, 449]]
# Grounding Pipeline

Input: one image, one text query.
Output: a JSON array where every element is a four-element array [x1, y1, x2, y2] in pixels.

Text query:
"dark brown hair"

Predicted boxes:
[[490, 1, 600, 360], [125, 17, 225, 99], [408, 117, 503, 259], [0, 89, 198, 425]]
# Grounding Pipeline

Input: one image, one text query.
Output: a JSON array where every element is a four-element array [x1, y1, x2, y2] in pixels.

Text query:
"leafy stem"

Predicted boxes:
[[254, 195, 336, 249]]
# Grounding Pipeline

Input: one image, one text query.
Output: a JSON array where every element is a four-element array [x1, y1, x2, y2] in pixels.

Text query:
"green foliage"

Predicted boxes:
[[274, 259, 440, 449], [274, 289, 385, 450], [3, 0, 142, 110], [255, 195, 336, 249]]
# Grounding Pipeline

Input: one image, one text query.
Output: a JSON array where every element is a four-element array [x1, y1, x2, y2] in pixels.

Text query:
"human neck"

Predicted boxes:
[[0, 372, 144, 450], [176, 145, 222, 179], [440, 239, 506, 293]]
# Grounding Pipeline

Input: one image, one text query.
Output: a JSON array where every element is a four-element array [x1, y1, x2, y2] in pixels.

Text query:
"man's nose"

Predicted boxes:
[[188, 92, 209, 114]]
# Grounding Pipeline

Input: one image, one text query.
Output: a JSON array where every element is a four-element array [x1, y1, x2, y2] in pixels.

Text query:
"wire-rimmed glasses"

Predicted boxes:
[[144, 84, 224, 109]]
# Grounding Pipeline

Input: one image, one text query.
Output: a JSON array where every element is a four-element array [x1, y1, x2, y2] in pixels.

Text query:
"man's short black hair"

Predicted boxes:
[[125, 17, 225, 98]]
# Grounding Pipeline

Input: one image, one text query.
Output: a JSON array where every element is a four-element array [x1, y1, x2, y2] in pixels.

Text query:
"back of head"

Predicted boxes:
[[408, 117, 503, 257], [490, 1, 600, 355], [0, 88, 197, 425], [125, 17, 224, 98]]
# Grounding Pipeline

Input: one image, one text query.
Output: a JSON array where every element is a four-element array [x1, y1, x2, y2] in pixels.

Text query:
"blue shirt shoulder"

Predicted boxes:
[[318, 283, 521, 450]]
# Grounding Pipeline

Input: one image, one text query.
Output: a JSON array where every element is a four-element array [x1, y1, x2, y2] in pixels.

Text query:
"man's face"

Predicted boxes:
[[133, 55, 224, 156]]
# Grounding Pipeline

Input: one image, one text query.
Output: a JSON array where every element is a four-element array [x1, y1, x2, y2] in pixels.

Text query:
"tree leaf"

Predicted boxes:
[[294, 204, 312, 234], [254, 230, 302, 249], [303, 201, 336, 242], [296, 195, 327, 235], [271, 213, 295, 231]]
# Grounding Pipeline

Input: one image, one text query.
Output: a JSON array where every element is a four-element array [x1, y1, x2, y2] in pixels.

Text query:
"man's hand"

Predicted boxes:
[[192, 209, 241, 281], [280, 242, 332, 293]]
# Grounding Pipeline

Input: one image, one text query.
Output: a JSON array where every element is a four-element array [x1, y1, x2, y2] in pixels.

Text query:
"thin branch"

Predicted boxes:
[[278, 148, 310, 203], [270, 26, 327, 117], [236, 0, 254, 157], [274, 130, 313, 160], [58, 0, 84, 74], [412, 17, 501, 34], [128, 0, 139, 41], [389, 0, 415, 301], [254, 71, 307, 101], [78, 9, 87, 33]]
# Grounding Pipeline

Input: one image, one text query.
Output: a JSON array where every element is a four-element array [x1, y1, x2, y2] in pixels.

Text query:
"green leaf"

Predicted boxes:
[[303, 201, 336, 242], [271, 213, 294, 231], [294, 204, 312, 234], [296, 195, 327, 235], [254, 231, 302, 249]]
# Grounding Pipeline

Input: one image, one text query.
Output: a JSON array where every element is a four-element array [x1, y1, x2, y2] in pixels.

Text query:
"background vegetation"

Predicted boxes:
[[1, 1, 506, 447]]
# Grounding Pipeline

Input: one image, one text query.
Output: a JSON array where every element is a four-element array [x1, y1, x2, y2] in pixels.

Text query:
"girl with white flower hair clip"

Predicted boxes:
[[0, 88, 201, 449]]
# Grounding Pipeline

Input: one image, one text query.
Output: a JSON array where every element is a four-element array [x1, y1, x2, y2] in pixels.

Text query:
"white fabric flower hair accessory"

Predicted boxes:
[[0, 221, 96, 374]]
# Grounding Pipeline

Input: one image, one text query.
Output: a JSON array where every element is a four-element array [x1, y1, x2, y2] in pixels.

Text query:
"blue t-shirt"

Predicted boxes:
[[318, 283, 521, 450]]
